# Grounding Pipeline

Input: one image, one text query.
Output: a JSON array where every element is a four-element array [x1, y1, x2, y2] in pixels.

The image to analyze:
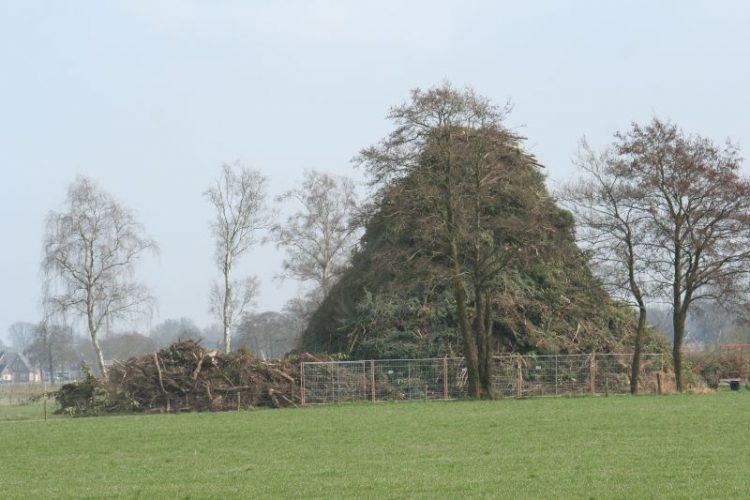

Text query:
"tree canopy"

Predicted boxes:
[[567, 118, 750, 391]]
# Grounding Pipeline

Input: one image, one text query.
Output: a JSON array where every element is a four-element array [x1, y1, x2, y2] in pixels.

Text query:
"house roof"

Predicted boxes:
[[0, 351, 32, 375]]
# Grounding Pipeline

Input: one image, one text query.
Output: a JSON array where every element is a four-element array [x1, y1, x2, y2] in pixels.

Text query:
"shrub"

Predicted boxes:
[[54, 364, 114, 416]]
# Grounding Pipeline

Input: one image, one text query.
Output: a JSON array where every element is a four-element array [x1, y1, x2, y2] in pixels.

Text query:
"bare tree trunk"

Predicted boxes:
[[90, 329, 107, 380], [673, 308, 687, 392], [471, 159, 492, 399], [450, 240, 480, 398], [453, 279, 480, 399], [473, 286, 493, 398], [47, 337, 54, 384], [87, 291, 107, 379], [481, 293, 493, 397], [627, 236, 647, 395], [474, 287, 487, 392], [444, 179, 481, 398], [630, 305, 647, 394], [223, 256, 233, 353], [672, 241, 684, 392], [321, 270, 330, 296]]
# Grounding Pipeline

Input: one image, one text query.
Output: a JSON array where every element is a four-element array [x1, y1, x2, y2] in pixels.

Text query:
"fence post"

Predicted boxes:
[[371, 359, 376, 403], [300, 362, 305, 406], [517, 354, 523, 398], [660, 352, 664, 373], [42, 377, 48, 421], [742, 345, 746, 381], [362, 360, 367, 402], [443, 357, 449, 400], [331, 362, 335, 402], [555, 355, 559, 396], [590, 353, 596, 394], [407, 360, 412, 400]]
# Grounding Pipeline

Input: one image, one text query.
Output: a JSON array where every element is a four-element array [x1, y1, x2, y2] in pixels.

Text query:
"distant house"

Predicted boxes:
[[0, 351, 41, 383]]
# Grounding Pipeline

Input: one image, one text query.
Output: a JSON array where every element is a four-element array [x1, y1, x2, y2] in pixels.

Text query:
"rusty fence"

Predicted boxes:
[[300, 353, 665, 404], [718, 344, 750, 380]]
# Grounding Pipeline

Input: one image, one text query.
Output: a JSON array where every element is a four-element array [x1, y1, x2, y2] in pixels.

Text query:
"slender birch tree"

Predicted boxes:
[[42, 177, 157, 379], [273, 170, 360, 298], [205, 162, 269, 353]]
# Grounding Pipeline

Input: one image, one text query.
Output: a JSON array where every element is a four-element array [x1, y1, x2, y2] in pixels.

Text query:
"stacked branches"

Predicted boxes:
[[56, 341, 303, 415]]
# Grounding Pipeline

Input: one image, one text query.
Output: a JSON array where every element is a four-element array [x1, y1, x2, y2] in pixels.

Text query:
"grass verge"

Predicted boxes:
[[0, 392, 748, 498]]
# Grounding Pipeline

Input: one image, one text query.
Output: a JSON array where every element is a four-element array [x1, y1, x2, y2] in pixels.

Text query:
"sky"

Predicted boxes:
[[2, 0, 750, 343]]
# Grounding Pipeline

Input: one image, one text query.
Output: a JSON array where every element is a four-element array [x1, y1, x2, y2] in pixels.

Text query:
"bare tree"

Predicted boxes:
[[25, 321, 76, 382], [42, 177, 157, 379], [205, 162, 269, 353], [208, 276, 259, 341], [283, 292, 318, 326], [358, 83, 546, 398], [560, 141, 652, 394], [100, 331, 157, 360], [273, 170, 361, 298], [235, 310, 301, 359], [149, 317, 201, 347], [7, 321, 35, 353], [598, 119, 750, 391]]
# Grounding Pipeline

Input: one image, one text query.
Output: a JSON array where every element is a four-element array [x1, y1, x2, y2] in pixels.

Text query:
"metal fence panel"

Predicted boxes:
[[0, 382, 56, 406], [302, 353, 664, 405], [301, 360, 369, 404]]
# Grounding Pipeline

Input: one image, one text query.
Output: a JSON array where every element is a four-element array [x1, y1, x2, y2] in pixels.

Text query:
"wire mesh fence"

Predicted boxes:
[[301, 353, 664, 404], [719, 344, 750, 380], [0, 382, 57, 406], [0, 383, 58, 422]]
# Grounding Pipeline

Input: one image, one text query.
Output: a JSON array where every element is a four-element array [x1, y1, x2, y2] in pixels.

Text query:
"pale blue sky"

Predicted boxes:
[[2, 1, 749, 341]]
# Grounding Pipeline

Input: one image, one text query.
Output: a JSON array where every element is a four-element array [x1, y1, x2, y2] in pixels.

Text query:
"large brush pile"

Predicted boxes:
[[56, 341, 306, 415]]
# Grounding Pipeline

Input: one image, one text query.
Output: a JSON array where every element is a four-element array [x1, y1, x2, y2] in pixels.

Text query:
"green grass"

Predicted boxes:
[[0, 401, 58, 421], [1, 393, 748, 498]]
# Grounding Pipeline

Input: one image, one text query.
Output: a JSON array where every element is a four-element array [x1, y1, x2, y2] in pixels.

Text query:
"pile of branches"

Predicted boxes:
[[57, 341, 304, 415], [55, 365, 111, 416]]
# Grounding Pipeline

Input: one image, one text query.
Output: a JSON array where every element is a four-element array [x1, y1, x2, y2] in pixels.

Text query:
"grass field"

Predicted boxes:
[[1, 392, 748, 498]]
